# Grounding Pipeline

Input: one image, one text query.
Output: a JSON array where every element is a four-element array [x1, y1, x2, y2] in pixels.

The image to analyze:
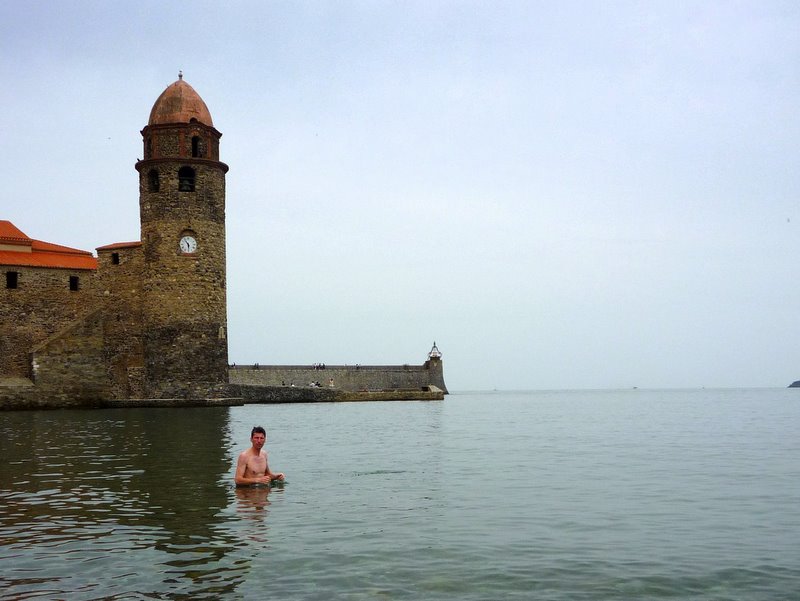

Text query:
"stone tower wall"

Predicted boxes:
[[136, 121, 229, 399], [145, 123, 220, 162]]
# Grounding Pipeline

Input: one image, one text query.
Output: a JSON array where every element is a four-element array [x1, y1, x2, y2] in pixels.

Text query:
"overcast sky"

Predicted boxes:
[[2, 1, 799, 391]]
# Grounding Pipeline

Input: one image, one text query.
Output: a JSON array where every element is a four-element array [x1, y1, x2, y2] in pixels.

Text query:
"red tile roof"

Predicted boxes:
[[0, 220, 98, 271], [96, 241, 142, 251], [0, 220, 32, 247]]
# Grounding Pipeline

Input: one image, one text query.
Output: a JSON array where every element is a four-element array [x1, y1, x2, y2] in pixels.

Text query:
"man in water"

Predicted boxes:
[[235, 426, 285, 486]]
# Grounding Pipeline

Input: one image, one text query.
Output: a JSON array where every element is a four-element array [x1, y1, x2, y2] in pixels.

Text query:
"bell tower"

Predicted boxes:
[[134, 74, 229, 399]]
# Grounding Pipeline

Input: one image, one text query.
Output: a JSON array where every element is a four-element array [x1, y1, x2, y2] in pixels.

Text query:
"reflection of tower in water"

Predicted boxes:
[[124, 406, 243, 594], [130, 408, 231, 535], [0, 405, 244, 597]]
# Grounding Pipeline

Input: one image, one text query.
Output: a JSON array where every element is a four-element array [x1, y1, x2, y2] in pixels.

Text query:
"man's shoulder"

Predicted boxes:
[[240, 448, 266, 459]]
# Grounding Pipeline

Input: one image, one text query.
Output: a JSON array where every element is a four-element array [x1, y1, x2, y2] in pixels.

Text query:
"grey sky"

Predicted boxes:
[[2, 1, 799, 390]]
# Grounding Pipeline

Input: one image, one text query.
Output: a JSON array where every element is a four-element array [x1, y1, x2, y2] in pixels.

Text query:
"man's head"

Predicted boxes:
[[251, 426, 267, 449]]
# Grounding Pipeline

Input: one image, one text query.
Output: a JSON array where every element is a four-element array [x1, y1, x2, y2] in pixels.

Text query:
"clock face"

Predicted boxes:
[[179, 235, 197, 254]]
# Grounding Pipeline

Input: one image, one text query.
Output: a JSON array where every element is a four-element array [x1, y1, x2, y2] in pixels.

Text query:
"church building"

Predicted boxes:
[[1, 76, 446, 409], [1, 76, 232, 405]]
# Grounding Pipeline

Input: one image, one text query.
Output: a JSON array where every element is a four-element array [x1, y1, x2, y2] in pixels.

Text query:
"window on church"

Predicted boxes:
[[6, 271, 18, 289], [111, 252, 120, 265], [145, 138, 153, 159], [191, 136, 204, 158], [178, 166, 195, 192], [69, 276, 79, 291], [148, 169, 160, 192]]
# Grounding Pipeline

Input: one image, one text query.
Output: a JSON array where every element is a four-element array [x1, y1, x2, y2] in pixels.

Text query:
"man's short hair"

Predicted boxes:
[[251, 426, 266, 437]]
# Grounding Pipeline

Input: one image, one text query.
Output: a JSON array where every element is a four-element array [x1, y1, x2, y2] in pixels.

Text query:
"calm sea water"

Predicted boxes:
[[1, 389, 799, 600]]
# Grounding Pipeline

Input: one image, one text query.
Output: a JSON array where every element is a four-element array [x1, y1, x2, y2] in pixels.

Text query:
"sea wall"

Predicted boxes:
[[229, 359, 448, 394], [0, 382, 443, 410], [0, 359, 447, 410], [234, 385, 444, 403]]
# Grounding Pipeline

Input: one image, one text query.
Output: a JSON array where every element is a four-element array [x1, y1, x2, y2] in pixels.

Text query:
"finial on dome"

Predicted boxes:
[[178, 70, 183, 80]]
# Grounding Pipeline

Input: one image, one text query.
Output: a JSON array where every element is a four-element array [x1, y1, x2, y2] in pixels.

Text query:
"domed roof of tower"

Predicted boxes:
[[148, 73, 213, 127]]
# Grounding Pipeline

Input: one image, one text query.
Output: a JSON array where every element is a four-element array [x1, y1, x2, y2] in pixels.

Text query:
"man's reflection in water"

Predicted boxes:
[[236, 485, 271, 513], [235, 486, 274, 542], [236, 486, 269, 543]]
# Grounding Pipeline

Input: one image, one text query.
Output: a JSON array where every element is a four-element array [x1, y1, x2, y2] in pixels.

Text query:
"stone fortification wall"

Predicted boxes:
[[0, 309, 113, 409], [235, 384, 339, 404], [229, 359, 448, 394], [96, 244, 145, 399], [0, 265, 98, 378]]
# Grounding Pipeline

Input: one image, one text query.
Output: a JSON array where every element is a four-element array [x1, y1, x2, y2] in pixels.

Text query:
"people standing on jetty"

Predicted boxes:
[[235, 426, 285, 486]]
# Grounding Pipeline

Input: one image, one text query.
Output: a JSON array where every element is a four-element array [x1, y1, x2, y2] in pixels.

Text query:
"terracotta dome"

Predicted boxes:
[[148, 76, 213, 127]]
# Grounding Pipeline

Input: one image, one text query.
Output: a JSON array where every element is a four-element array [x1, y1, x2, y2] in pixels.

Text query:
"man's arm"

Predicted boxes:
[[264, 457, 285, 481], [234, 452, 250, 486]]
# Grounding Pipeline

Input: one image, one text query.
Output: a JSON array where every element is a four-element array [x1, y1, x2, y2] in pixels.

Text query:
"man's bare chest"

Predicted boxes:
[[245, 452, 267, 475]]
